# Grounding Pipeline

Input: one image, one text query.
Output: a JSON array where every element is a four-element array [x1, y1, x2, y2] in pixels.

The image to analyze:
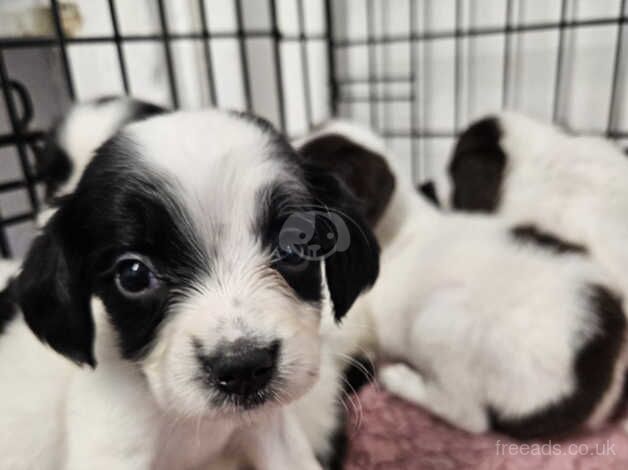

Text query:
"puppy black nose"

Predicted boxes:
[[211, 341, 279, 396]]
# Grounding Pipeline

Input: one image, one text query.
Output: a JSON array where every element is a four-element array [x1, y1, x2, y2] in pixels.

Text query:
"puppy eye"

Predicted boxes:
[[274, 245, 310, 273], [278, 245, 305, 266], [114, 256, 159, 296]]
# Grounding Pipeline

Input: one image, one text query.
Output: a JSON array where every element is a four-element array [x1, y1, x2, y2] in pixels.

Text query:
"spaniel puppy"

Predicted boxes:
[[443, 111, 628, 295], [297, 121, 627, 439], [36, 96, 166, 200], [0, 110, 379, 469]]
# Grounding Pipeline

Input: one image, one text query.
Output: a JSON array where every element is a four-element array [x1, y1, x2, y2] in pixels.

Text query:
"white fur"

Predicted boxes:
[[303, 121, 627, 435], [57, 98, 144, 197], [37, 98, 153, 226], [0, 111, 367, 469]]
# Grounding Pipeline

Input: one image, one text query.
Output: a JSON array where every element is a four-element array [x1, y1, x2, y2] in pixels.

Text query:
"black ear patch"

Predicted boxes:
[[302, 162, 380, 321], [298, 133, 395, 228], [449, 117, 506, 212], [16, 202, 95, 366], [417, 180, 440, 207]]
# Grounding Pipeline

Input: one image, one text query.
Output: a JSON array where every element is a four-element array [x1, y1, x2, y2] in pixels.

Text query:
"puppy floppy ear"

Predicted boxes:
[[16, 200, 95, 366], [297, 131, 395, 227], [298, 130, 388, 321], [302, 163, 380, 321]]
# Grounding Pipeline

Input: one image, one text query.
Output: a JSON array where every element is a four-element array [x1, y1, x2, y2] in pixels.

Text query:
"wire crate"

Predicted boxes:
[[0, 0, 626, 258]]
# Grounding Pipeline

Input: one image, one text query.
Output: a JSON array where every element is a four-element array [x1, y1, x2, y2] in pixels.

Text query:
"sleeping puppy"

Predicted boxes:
[[296, 121, 628, 439], [0, 110, 379, 469], [36, 96, 166, 200], [34, 96, 165, 225], [442, 111, 628, 295]]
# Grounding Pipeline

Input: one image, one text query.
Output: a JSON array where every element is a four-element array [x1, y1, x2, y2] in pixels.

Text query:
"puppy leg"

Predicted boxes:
[[379, 363, 488, 434], [64, 365, 161, 470], [242, 409, 322, 470]]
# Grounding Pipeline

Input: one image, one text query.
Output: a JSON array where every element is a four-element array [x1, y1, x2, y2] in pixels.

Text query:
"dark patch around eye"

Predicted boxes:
[[257, 183, 322, 304], [71, 135, 210, 359]]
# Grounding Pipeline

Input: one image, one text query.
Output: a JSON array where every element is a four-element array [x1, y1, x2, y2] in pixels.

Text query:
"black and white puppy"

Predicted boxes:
[[297, 121, 628, 439], [0, 110, 379, 469], [442, 111, 628, 295], [34, 96, 165, 225]]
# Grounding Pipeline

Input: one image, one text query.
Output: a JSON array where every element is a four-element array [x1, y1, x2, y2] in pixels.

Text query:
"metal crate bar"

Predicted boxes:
[[0, 130, 44, 147], [234, 0, 252, 112], [297, 0, 313, 129], [156, 0, 179, 108], [50, 0, 75, 99], [607, 0, 627, 136], [324, 0, 338, 116], [107, 0, 130, 94], [336, 75, 414, 84], [269, 0, 286, 130], [338, 95, 414, 102], [501, 0, 514, 107], [366, 0, 378, 129], [0, 53, 40, 216], [333, 16, 628, 47], [453, 0, 462, 132], [552, 0, 569, 123], [198, 0, 218, 106], [0, 33, 327, 49], [409, 0, 418, 181]]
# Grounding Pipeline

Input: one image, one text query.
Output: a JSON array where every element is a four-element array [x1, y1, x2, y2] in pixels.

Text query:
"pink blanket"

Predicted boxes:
[[345, 385, 628, 469]]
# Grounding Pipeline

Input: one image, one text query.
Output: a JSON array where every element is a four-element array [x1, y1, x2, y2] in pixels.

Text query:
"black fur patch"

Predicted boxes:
[[295, 133, 382, 321], [302, 161, 380, 321], [0, 278, 18, 335], [449, 116, 506, 212], [17, 135, 209, 364], [258, 182, 323, 304], [298, 133, 395, 228], [490, 285, 626, 439], [35, 130, 73, 201], [342, 354, 375, 395], [510, 224, 588, 255], [417, 180, 440, 207], [35, 97, 166, 201], [319, 408, 348, 470], [127, 99, 167, 120]]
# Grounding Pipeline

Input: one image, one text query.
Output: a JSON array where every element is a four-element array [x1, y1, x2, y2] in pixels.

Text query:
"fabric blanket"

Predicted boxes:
[[345, 384, 628, 469]]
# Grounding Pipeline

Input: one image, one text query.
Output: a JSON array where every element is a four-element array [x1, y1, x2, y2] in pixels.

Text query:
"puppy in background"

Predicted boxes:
[[0, 110, 379, 469], [297, 121, 628, 439], [442, 112, 628, 295], [34, 96, 165, 225]]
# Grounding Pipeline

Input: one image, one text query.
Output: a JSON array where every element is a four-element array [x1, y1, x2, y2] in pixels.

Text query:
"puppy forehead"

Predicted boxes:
[[125, 110, 295, 197]]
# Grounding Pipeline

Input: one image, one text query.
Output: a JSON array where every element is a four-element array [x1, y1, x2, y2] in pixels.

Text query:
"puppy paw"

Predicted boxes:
[[378, 363, 426, 401]]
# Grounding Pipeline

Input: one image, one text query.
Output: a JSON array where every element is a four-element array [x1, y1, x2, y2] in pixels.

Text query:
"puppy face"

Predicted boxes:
[[17, 110, 379, 418]]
